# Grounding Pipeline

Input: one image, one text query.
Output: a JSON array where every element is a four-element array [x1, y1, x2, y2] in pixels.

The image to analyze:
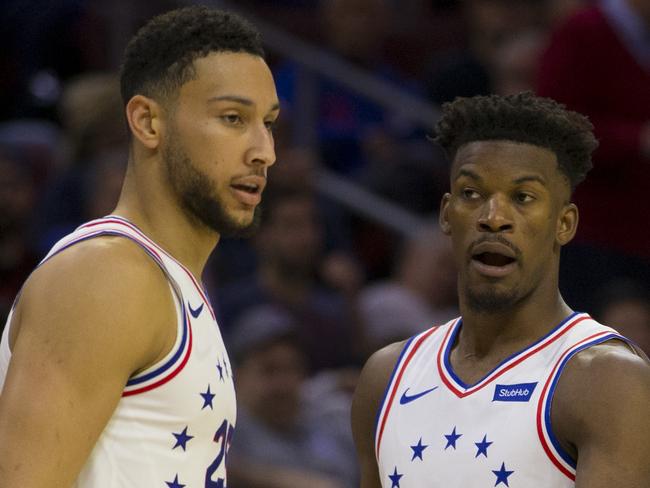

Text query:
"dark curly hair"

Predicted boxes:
[[120, 6, 264, 107], [434, 92, 598, 191]]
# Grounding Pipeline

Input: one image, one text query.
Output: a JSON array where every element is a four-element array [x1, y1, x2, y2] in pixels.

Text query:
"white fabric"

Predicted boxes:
[[0, 216, 236, 487], [375, 313, 624, 487]]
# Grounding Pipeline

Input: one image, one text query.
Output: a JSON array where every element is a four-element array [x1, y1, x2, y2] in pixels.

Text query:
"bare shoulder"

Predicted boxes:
[[351, 340, 408, 488], [557, 340, 650, 403], [552, 339, 650, 475], [0, 236, 178, 486], [11, 235, 175, 375], [352, 340, 408, 419]]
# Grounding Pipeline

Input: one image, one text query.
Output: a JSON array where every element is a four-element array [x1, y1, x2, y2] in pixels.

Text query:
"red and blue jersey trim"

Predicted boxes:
[[80, 216, 216, 321], [437, 312, 590, 398], [122, 306, 193, 396], [375, 325, 441, 457], [41, 220, 196, 397], [536, 330, 628, 480]]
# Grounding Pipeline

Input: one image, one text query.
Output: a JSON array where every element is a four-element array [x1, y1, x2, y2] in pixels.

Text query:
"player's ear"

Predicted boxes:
[[125, 95, 164, 150], [439, 193, 452, 235], [556, 202, 578, 246]]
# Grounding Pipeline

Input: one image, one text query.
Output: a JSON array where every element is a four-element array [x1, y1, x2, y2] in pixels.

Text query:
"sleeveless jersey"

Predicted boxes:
[[375, 312, 628, 487], [0, 216, 236, 487]]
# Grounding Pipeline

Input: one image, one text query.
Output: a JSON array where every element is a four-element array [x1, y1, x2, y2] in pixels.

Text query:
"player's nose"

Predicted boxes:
[[477, 194, 514, 233], [247, 121, 276, 168]]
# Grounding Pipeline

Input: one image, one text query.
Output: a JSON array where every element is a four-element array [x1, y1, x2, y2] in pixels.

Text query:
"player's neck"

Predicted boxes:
[[456, 289, 573, 360], [112, 163, 219, 280]]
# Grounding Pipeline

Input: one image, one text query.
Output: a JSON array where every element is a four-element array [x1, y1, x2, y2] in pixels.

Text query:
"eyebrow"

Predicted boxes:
[[208, 95, 280, 112], [454, 168, 481, 182], [454, 168, 547, 186], [513, 174, 547, 186]]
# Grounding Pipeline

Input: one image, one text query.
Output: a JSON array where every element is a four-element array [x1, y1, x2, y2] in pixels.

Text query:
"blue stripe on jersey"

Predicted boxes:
[[39, 228, 188, 388], [39, 232, 108, 267], [543, 332, 630, 469], [444, 312, 581, 389], [125, 305, 188, 386], [374, 335, 417, 444], [99, 216, 214, 311]]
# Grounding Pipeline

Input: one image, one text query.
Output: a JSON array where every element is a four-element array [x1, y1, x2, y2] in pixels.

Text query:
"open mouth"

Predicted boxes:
[[230, 180, 263, 207], [231, 183, 260, 194], [473, 252, 516, 267]]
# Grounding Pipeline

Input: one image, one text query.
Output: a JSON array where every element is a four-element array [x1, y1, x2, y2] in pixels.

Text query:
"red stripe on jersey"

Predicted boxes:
[[438, 315, 589, 398], [376, 325, 441, 455], [122, 309, 194, 397], [535, 330, 612, 480], [82, 218, 216, 320]]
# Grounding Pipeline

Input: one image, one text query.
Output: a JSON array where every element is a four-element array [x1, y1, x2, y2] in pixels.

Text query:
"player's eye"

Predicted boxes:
[[221, 114, 243, 125], [264, 119, 276, 132], [462, 188, 480, 200], [515, 192, 534, 203]]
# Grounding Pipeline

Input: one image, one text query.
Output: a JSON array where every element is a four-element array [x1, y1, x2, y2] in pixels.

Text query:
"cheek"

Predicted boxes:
[[523, 221, 559, 264], [449, 210, 475, 246], [446, 202, 471, 233], [179, 118, 231, 166], [519, 207, 554, 239]]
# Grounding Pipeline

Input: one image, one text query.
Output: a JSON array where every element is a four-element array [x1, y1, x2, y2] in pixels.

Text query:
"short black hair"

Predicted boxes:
[[434, 92, 598, 191], [120, 6, 264, 107]]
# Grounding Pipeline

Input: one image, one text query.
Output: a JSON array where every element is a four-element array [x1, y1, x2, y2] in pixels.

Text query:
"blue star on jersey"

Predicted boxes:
[[200, 385, 215, 410], [396, 426, 516, 485], [166, 474, 185, 488], [493, 462, 514, 486], [172, 426, 194, 451], [388, 467, 403, 487], [475, 434, 493, 458], [444, 426, 462, 450], [410, 438, 428, 461]]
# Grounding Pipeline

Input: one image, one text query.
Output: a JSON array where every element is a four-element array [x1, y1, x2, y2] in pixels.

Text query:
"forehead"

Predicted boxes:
[[179, 51, 278, 108], [451, 140, 566, 186]]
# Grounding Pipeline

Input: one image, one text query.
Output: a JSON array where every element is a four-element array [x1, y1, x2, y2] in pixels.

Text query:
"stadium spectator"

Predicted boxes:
[[227, 305, 356, 488], [537, 0, 650, 308]]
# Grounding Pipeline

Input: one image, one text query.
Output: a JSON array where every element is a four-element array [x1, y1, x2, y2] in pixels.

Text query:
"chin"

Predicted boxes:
[[465, 284, 520, 313], [217, 208, 261, 238]]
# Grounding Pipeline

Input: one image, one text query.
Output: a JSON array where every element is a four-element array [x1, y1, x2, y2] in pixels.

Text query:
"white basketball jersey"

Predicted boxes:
[[0, 216, 236, 487], [375, 313, 628, 487]]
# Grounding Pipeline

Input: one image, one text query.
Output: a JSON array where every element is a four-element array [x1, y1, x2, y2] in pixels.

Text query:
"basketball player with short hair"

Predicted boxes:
[[352, 92, 650, 487], [0, 6, 279, 487]]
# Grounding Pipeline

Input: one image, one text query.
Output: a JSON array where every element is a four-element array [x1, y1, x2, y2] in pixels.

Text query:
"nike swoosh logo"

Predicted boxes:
[[188, 302, 204, 319], [399, 386, 439, 405]]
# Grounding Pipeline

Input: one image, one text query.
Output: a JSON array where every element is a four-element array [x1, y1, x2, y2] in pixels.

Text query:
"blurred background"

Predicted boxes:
[[1, 0, 648, 486]]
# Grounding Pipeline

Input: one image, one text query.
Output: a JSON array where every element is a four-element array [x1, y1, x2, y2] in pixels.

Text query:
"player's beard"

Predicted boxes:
[[464, 279, 534, 314], [465, 287, 520, 313], [162, 133, 261, 238]]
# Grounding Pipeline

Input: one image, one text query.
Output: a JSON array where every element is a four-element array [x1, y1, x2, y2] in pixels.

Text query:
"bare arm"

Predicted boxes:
[[552, 342, 650, 487], [351, 341, 405, 488], [0, 238, 176, 487]]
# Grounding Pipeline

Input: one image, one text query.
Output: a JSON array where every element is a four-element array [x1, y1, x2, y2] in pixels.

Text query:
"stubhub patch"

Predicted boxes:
[[493, 382, 538, 402]]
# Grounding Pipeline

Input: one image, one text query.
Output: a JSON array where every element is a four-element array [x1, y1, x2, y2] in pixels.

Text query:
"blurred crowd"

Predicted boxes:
[[1, 0, 648, 486]]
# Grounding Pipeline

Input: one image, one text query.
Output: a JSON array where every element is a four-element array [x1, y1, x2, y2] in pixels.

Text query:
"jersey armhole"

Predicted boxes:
[[537, 332, 633, 480], [373, 336, 416, 449], [374, 325, 441, 458]]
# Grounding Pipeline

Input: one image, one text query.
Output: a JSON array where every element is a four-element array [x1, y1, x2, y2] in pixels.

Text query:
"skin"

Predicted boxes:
[[352, 140, 650, 487], [0, 51, 279, 487]]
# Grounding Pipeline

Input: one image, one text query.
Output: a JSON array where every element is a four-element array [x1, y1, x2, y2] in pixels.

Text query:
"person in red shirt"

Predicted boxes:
[[537, 0, 650, 308]]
